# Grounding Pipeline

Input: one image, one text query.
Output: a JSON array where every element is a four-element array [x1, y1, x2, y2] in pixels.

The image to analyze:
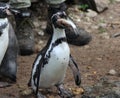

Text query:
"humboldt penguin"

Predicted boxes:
[[28, 11, 81, 98], [0, 3, 18, 87]]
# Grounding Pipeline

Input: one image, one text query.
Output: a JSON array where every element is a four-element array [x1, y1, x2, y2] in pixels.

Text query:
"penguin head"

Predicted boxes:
[[0, 3, 9, 29], [51, 11, 67, 29], [0, 3, 12, 33], [51, 11, 76, 29], [51, 11, 79, 35], [0, 3, 10, 18]]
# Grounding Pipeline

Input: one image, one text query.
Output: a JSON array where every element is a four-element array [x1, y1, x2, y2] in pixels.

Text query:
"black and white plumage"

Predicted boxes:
[[0, 18, 9, 65], [29, 11, 81, 98], [0, 3, 18, 86]]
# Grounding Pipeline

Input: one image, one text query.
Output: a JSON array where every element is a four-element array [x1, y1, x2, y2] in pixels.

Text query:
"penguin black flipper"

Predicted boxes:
[[28, 35, 52, 87], [28, 36, 52, 97], [28, 46, 47, 96], [69, 54, 81, 86]]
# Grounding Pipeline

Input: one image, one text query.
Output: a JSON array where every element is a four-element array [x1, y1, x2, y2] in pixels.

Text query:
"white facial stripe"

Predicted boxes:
[[0, 18, 8, 30], [66, 17, 76, 29], [0, 4, 9, 9]]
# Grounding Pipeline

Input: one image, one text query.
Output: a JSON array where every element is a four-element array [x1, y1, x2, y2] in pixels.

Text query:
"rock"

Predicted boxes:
[[37, 30, 44, 36], [100, 33, 110, 39], [113, 81, 120, 87], [115, 0, 120, 2], [40, 21, 47, 29], [108, 69, 117, 75], [111, 32, 120, 38], [20, 88, 33, 96], [98, 23, 107, 28], [86, 9, 98, 17], [95, 0, 109, 13], [96, 57, 102, 61], [95, 0, 109, 6], [112, 87, 120, 95], [70, 87, 84, 95], [100, 92, 120, 98], [91, 25, 99, 29], [33, 20, 40, 28]]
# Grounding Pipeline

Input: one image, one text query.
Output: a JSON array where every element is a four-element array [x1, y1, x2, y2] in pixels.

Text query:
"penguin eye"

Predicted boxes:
[[0, 3, 9, 18], [51, 11, 68, 28], [59, 12, 67, 19]]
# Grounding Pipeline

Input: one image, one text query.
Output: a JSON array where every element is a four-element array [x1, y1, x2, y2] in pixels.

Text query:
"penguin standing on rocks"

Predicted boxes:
[[0, 3, 18, 87], [28, 11, 81, 98]]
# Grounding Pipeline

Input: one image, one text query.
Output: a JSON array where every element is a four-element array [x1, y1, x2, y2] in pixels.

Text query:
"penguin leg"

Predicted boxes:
[[37, 93, 46, 98], [0, 81, 12, 88], [32, 85, 46, 98], [69, 55, 81, 86], [56, 84, 73, 98]]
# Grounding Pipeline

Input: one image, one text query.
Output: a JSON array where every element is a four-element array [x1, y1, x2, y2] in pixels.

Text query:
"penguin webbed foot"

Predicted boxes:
[[33, 86, 46, 98], [0, 74, 16, 88], [0, 81, 12, 88], [56, 84, 74, 98], [36, 92, 46, 98]]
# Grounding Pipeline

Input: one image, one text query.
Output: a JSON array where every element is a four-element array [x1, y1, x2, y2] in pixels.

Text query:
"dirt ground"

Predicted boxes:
[[0, 1, 120, 98]]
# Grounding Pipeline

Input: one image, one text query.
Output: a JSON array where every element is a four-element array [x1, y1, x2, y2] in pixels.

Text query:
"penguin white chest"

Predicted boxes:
[[40, 42, 70, 88], [0, 23, 9, 65]]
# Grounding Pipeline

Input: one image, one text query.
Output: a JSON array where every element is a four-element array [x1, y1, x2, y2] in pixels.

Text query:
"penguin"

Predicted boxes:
[[28, 11, 81, 98], [0, 3, 18, 87]]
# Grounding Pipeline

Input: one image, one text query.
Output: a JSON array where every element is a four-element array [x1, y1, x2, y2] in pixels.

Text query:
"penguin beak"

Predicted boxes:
[[5, 9, 12, 16], [56, 18, 74, 28], [56, 18, 79, 35]]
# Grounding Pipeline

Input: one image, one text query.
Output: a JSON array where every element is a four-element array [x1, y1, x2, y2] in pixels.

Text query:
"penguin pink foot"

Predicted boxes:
[[56, 84, 74, 98], [36, 93, 46, 98]]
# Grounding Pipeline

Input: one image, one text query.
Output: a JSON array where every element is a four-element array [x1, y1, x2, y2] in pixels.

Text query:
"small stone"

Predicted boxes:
[[96, 57, 102, 61], [108, 69, 117, 75], [69, 87, 84, 95], [20, 88, 32, 96], [33, 21, 40, 28], [101, 33, 110, 39], [37, 30, 44, 36], [112, 87, 120, 95], [98, 23, 107, 28], [91, 25, 99, 29], [86, 9, 98, 17]]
